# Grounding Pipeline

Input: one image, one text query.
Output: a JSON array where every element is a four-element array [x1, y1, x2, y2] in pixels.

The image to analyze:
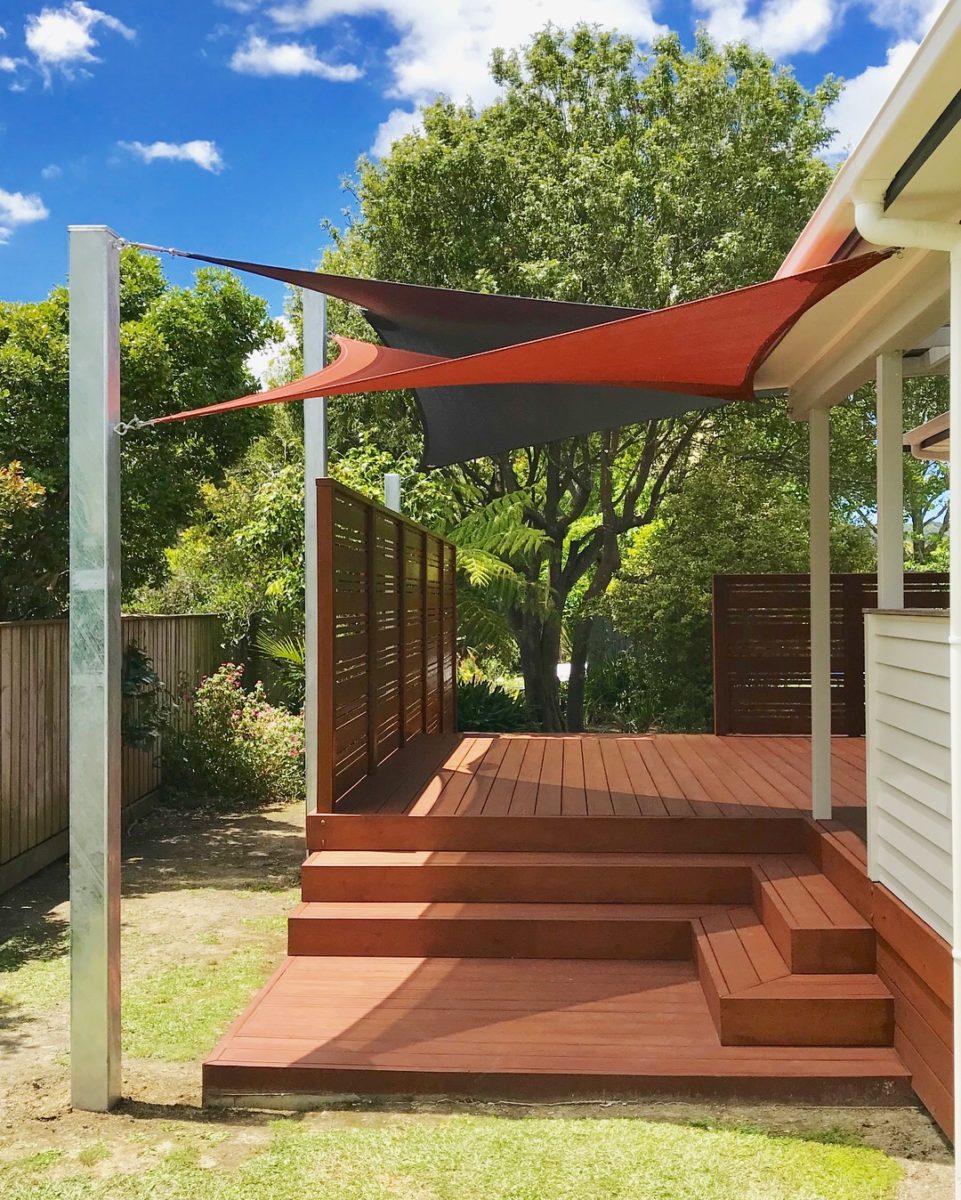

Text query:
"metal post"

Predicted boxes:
[[384, 472, 402, 512], [809, 406, 832, 821], [948, 244, 961, 1183], [303, 291, 328, 814], [69, 225, 121, 1112], [876, 351, 904, 609]]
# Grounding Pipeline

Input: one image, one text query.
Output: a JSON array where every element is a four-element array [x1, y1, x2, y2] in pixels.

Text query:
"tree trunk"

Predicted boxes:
[[516, 613, 564, 731], [565, 614, 595, 732]]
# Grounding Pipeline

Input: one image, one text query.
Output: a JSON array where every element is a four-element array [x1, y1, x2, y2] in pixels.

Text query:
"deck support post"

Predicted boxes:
[[876, 351, 904, 609], [809, 406, 832, 822], [68, 225, 122, 1111], [303, 290, 328, 814]]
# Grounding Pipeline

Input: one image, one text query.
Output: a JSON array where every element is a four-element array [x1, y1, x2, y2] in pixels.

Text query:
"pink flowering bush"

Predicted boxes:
[[162, 663, 304, 809]]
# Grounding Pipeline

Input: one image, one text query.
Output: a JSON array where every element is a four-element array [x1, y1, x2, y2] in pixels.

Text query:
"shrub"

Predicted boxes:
[[162, 663, 304, 809], [457, 678, 529, 733]]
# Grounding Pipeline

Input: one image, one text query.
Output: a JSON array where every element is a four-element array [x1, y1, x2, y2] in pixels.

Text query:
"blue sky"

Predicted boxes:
[[0, 0, 948, 315]]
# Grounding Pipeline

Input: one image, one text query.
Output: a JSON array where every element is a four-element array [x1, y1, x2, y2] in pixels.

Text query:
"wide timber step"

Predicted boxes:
[[301, 851, 757, 905], [287, 901, 719, 959], [203, 955, 911, 1107], [306, 813, 808, 855]]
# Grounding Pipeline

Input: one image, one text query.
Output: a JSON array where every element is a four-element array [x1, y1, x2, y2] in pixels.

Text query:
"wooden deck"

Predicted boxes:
[[335, 734, 866, 825], [204, 733, 948, 1122]]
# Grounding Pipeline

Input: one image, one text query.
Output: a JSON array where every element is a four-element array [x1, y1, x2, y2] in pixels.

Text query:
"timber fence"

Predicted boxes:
[[0, 613, 223, 892]]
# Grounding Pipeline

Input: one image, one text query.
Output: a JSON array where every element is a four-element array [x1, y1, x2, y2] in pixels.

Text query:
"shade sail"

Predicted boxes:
[[152, 249, 889, 467]]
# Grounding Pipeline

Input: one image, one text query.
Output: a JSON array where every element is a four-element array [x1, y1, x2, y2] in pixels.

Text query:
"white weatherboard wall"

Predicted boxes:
[[865, 610, 951, 939]]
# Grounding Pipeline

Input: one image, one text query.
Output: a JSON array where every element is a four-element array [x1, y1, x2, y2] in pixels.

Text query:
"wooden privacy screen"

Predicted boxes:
[[712, 573, 948, 736], [315, 479, 456, 811]]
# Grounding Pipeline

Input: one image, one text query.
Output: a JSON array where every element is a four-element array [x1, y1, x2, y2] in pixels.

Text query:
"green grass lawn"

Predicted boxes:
[[0, 1114, 902, 1200]]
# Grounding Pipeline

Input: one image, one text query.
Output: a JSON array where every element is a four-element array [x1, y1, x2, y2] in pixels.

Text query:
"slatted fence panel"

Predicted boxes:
[[0, 613, 223, 891], [316, 479, 457, 811], [712, 573, 948, 735]]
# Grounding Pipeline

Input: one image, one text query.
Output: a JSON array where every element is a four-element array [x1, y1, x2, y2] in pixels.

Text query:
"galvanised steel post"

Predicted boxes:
[[68, 225, 122, 1111]]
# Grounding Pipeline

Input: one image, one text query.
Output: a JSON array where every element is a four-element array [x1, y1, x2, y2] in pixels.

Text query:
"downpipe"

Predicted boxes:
[[854, 191, 961, 1170]]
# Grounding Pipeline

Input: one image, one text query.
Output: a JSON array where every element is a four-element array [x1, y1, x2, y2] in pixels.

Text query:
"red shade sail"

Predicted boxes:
[[150, 250, 889, 466]]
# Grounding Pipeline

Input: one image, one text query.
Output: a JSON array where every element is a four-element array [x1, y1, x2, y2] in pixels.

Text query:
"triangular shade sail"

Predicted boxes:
[[151, 250, 889, 467]]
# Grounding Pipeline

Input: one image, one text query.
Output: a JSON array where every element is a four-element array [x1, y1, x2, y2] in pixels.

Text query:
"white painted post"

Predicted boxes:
[[68, 225, 122, 1112], [948, 245, 961, 1180], [302, 290, 327, 814], [809, 406, 832, 822], [876, 351, 904, 609], [384, 473, 402, 513]]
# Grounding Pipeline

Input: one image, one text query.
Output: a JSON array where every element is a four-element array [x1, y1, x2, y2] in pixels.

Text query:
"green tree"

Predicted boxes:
[[0, 248, 279, 619], [319, 26, 841, 729]]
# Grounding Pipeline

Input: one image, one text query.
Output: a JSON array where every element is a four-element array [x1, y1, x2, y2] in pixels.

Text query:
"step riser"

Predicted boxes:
[[307, 814, 808, 855], [719, 998, 894, 1047], [288, 917, 694, 960], [301, 865, 755, 905]]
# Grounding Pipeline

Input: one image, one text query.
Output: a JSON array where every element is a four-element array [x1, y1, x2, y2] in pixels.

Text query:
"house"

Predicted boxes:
[[67, 0, 961, 1159]]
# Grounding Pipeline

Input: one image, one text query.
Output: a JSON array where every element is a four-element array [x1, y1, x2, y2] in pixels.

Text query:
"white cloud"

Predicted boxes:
[[266, 0, 665, 109], [25, 2, 133, 81], [370, 106, 420, 156], [40, 163, 61, 179], [120, 139, 226, 173], [0, 187, 49, 244], [230, 33, 361, 79], [824, 39, 919, 157], [693, 0, 837, 57], [867, 0, 947, 39], [0, 55, 20, 71]]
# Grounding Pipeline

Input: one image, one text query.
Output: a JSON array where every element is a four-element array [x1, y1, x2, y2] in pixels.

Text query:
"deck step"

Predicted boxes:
[[695, 911, 893, 1047], [288, 901, 724, 959], [753, 856, 876, 974], [203, 955, 912, 1107], [301, 851, 757, 905], [307, 813, 808, 855]]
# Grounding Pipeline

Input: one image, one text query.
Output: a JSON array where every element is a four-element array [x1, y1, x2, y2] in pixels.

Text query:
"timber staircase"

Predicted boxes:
[[204, 816, 911, 1106]]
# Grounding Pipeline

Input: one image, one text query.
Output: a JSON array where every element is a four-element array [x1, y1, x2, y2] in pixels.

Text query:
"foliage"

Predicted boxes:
[[457, 678, 530, 732], [0, 248, 280, 619], [319, 26, 842, 729], [161, 664, 304, 809], [255, 626, 307, 709], [0, 460, 44, 535], [120, 643, 170, 751]]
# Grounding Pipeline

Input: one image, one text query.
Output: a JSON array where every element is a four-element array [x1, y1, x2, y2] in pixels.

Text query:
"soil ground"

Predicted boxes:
[[0, 797, 953, 1198]]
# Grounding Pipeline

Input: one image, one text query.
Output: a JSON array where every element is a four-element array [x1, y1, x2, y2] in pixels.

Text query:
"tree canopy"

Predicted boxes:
[[0, 248, 279, 619]]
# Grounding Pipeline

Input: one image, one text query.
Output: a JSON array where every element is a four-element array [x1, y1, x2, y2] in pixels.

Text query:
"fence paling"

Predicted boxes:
[[315, 479, 457, 813], [0, 613, 222, 887], [712, 573, 949, 736]]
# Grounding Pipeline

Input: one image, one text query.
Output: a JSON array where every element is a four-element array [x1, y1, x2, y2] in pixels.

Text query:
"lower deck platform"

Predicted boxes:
[[205, 955, 910, 1106]]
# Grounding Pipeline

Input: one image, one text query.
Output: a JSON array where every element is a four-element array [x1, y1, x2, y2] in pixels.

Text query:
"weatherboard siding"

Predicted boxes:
[[865, 610, 951, 940]]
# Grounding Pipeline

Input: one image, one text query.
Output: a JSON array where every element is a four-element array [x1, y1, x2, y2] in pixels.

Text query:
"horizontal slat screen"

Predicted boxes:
[[316, 479, 457, 812], [712, 573, 948, 735]]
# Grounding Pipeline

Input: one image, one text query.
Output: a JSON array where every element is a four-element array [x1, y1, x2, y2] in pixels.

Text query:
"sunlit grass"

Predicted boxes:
[[0, 1114, 903, 1200]]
